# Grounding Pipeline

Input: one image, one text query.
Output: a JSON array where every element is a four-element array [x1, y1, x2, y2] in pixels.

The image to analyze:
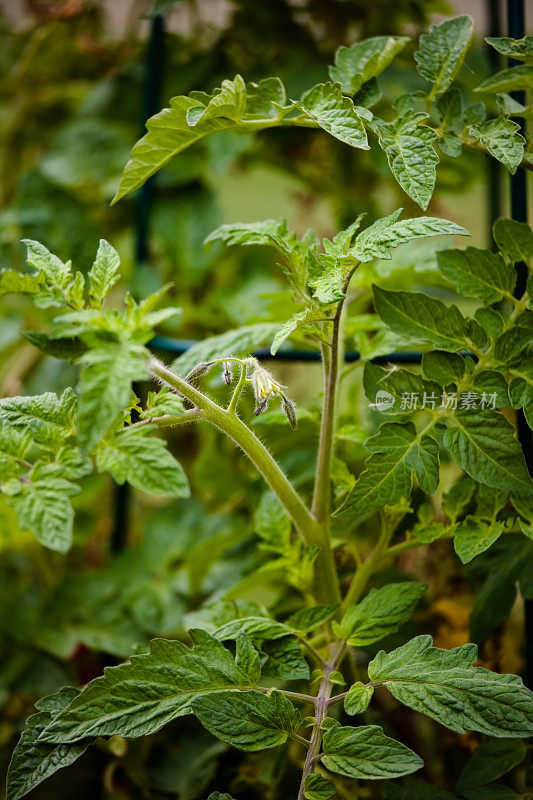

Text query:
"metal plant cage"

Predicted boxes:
[[114, 0, 533, 686]]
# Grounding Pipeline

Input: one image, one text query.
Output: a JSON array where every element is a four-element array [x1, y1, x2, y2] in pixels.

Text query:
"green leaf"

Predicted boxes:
[[353, 77, 381, 108], [254, 491, 291, 548], [0, 418, 32, 474], [246, 77, 287, 117], [9, 463, 78, 553], [443, 410, 531, 491], [436, 88, 463, 128], [294, 82, 369, 150], [439, 131, 463, 158], [476, 484, 508, 520], [261, 638, 309, 681], [364, 362, 441, 416], [353, 211, 468, 263], [235, 634, 261, 685], [442, 477, 476, 521], [286, 605, 339, 633], [329, 36, 409, 94], [213, 616, 294, 642], [470, 536, 533, 644], [6, 688, 90, 800], [22, 239, 71, 288], [372, 113, 439, 209], [368, 635, 533, 736], [344, 682, 374, 715], [140, 386, 185, 419], [373, 285, 469, 351], [271, 310, 312, 355], [191, 689, 300, 751], [187, 75, 246, 126], [205, 218, 314, 293], [411, 521, 450, 544], [422, 351, 465, 385], [486, 35, 533, 63], [204, 218, 292, 252], [476, 65, 533, 94], [96, 426, 189, 498], [0, 389, 76, 447], [77, 342, 149, 453], [113, 94, 244, 203], [454, 517, 504, 563], [512, 491, 533, 523], [509, 356, 533, 427], [114, 75, 384, 202], [39, 630, 260, 743], [23, 331, 87, 360], [309, 256, 346, 304], [88, 239, 121, 308], [337, 422, 439, 519], [472, 370, 509, 409], [321, 724, 423, 779], [474, 308, 504, 342], [494, 323, 533, 365], [493, 218, 533, 263], [468, 118, 525, 174], [208, 794, 235, 800], [0, 268, 41, 296], [437, 247, 515, 304], [171, 323, 279, 376], [415, 16, 474, 97], [21, 239, 79, 309], [304, 773, 336, 800], [464, 100, 486, 126], [456, 738, 527, 793], [336, 582, 426, 646]]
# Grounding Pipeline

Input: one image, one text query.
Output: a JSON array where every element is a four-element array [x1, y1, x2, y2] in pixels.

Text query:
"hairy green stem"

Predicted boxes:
[[124, 408, 202, 431], [297, 660, 334, 800], [257, 687, 317, 705], [149, 357, 340, 604], [312, 302, 344, 526], [227, 362, 247, 413], [307, 300, 346, 606]]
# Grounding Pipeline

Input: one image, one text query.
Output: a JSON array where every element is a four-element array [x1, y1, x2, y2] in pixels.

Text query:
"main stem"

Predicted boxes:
[[312, 302, 343, 524], [149, 357, 340, 603], [309, 300, 345, 604], [296, 661, 334, 800]]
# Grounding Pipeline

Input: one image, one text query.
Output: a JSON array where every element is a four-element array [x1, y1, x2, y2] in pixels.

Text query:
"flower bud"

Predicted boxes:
[[222, 362, 233, 385], [282, 396, 298, 429], [254, 397, 269, 416], [185, 361, 213, 382]]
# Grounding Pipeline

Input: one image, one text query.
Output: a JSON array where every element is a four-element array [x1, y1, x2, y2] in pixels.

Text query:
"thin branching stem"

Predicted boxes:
[[149, 357, 339, 604], [299, 637, 328, 667], [257, 687, 317, 704], [227, 361, 247, 413], [123, 408, 202, 431]]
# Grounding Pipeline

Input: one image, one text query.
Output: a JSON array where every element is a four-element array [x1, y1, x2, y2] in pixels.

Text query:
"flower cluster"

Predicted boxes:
[[185, 357, 298, 428], [248, 361, 297, 428]]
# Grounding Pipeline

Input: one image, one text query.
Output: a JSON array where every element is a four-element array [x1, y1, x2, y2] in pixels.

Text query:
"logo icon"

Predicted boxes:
[[374, 390, 395, 412]]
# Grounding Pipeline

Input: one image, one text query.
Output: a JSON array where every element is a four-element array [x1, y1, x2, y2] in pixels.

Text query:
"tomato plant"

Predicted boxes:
[[2, 15, 533, 800]]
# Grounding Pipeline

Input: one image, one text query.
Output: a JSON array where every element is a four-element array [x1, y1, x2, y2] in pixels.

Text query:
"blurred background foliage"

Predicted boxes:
[[0, 1, 530, 798]]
